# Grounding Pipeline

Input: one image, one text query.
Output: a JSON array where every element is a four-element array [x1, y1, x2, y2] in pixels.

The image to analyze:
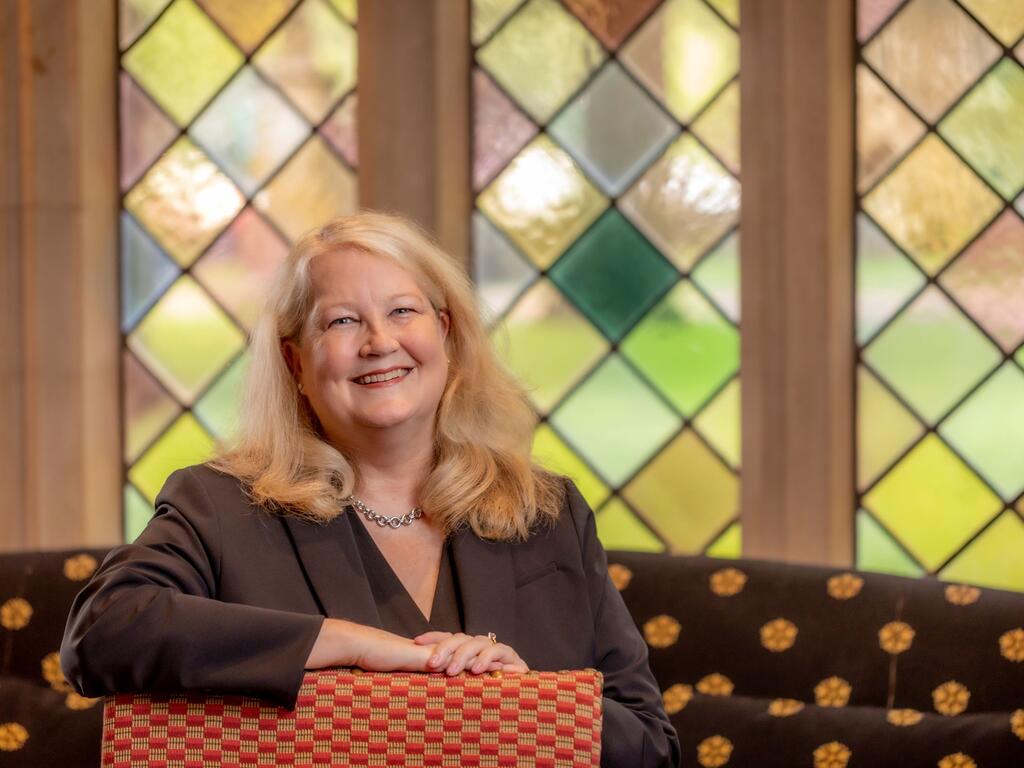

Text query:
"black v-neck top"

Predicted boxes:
[[345, 509, 464, 638]]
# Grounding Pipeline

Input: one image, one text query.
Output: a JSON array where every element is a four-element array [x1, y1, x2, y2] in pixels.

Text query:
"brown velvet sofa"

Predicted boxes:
[[2, 547, 1023, 766]]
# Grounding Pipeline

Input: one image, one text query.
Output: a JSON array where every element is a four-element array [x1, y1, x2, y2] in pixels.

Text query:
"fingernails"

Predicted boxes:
[[472, 663, 483, 673], [429, 655, 440, 665]]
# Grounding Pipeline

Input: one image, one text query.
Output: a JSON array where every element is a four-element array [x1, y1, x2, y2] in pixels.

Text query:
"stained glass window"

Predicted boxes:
[[473, 0, 742, 556], [119, 0, 358, 539], [856, 0, 1024, 590]]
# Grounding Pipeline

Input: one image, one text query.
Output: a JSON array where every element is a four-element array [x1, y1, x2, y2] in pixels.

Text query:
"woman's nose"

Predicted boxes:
[[360, 321, 399, 356]]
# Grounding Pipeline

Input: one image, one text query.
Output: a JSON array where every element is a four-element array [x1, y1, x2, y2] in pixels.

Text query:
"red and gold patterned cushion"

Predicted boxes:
[[101, 668, 603, 767]]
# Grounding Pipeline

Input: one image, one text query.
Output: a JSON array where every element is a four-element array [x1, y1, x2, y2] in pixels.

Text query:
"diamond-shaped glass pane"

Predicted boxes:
[[125, 482, 155, 542], [706, 0, 738, 27], [863, 0, 1001, 124], [622, 281, 739, 417], [856, 508, 925, 577], [940, 511, 1024, 592], [550, 355, 680, 486], [705, 520, 740, 559], [121, 212, 180, 332], [595, 496, 665, 553], [857, 64, 926, 193], [193, 207, 290, 331], [254, 136, 357, 241], [125, 137, 245, 268], [620, 0, 739, 123], [120, 72, 179, 191], [863, 433, 1003, 570], [623, 429, 737, 553], [122, 0, 243, 125], [254, 0, 357, 123], [549, 210, 677, 341], [939, 363, 1024, 500], [477, 134, 608, 269], [857, 365, 924, 491], [194, 350, 249, 439], [939, 58, 1024, 201], [690, 81, 740, 176], [939, 211, 1024, 354], [476, 0, 606, 124], [472, 212, 537, 321], [856, 213, 926, 344], [862, 135, 1002, 276], [531, 423, 610, 510], [548, 62, 678, 197], [320, 94, 359, 169], [190, 67, 310, 196], [562, 0, 662, 50], [857, 0, 904, 42], [958, 0, 1024, 47], [197, 0, 297, 53], [328, 0, 356, 23], [620, 133, 739, 272], [692, 377, 739, 468], [128, 412, 216, 503], [128, 275, 247, 403], [120, 0, 173, 49], [491, 279, 607, 412], [472, 0, 527, 46], [123, 349, 181, 464], [864, 286, 1001, 423], [473, 69, 538, 192], [691, 231, 739, 323]]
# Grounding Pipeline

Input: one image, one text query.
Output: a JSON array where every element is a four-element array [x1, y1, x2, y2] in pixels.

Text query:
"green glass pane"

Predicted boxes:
[[124, 137, 245, 268], [549, 210, 677, 342], [124, 483, 155, 543], [862, 0, 1000, 123], [128, 412, 216, 503], [855, 509, 925, 577], [476, 0, 606, 124], [120, 71, 178, 190], [122, 0, 243, 125], [862, 434, 1003, 570], [472, 211, 537, 321], [194, 350, 249, 439], [254, 136, 357, 242], [692, 377, 739, 468], [620, 134, 739, 272], [622, 281, 739, 417], [547, 62, 678, 197], [856, 64, 926, 193], [855, 213, 925, 345], [193, 207, 290, 331], [705, 521, 741, 559], [623, 429, 737, 554], [121, 211, 179, 332], [939, 363, 1024, 501], [939, 58, 1024, 201], [595, 496, 665, 553], [691, 231, 739, 323], [473, 69, 538, 192], [958, 0, 1024, 46], [190, 67, 310, 197], [862, 135, 1002, 276], [477, 135, 608, 270], [940, 511, 1024, 591], [863, 286, 1001, 423], [198, 0, 297, 53], [124, 349, 181, 464], [551, 355, 681, 486], [127, 275, 247, 403], [857, 365, 924, 492], [253, 0, 357, 123], [491, 279, 607, 412], [531, 423, 610, 509], [120, 0, 172, 50], [472, 0, 526, 45], [620, 0, 739, 123], [690, 81, 740, 176], [940, 211, 1024, 353]]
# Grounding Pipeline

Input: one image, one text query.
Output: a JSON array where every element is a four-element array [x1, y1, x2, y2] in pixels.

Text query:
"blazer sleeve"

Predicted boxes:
[[565, 479, 682, 768], [59, 467, 325, 709]]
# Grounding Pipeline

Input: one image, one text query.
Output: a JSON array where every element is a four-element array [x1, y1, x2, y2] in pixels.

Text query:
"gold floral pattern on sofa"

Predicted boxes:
[[0, 723, 28, 752], [0, 599, 32, 631], [62, 554, 97, 582], [696, 735, 732, 767], [696, 673, 733, 697], [814, 676, 852, 707], [887, 708, 923, 726], [662, 684, 693, 714], [767, 698, 804, 717], [812, 741, 851, 768], [933, 681, 970, 716], [606, 563, 632, 591], [878, 621, 915, 655], [999, 628, 1024, 662], [945, 584, 981, 606], [642, 614, 681, 648], [760, 618, 798, 652], [1012, 709, 1024, 740], [826, 573, 863, 600], [938, 753, 977, 768], [709, 567, 746, 597]]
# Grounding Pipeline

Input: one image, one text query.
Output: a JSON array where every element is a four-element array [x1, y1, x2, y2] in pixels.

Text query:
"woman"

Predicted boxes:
[[61, 212, 680, 768]]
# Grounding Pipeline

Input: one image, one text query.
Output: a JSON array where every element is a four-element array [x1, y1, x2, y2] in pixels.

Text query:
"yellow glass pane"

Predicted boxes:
[[198, 0, 297, 53], [857, 64, 926, 192], [124, 138, 245, 268], [120, 0, 172, 51], [623, 429, 737, 554], [705, 521, 740, 559], [254, 136, 357, 242], [959, 0, 1024, 46], [122, 0, 243, 125], [619, 133, 739, 271], [476, 0, 606, 123], [490, 279, 607, 412], [532, 423, 610, 509], [940, 511, 1024, 591], [595, 496, 665, 553], [857, 366, 924, 491], [862, 135, 1002, 275], [856, 509, 924, 577], [620, 0, 739, 123], [706, 0, 738, 26], [124, 349, 181, 463], [692, 377, 740, 468], [472, 0, 525, 45], [862, 0, 1000, 123], [128, 276, 247, 403], [477, 135, 608, 269], [328, 0, 357, 23], [128, 412, 216, 503], [690, 81, 740, 175], [862, 434, 1003, 571]]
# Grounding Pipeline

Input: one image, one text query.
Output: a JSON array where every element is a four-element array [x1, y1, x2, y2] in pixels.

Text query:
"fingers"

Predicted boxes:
[[414, 631, 452, 646]]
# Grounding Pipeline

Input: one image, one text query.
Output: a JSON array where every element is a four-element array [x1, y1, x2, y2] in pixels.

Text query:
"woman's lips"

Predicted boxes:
[[353, 368, 412, 388]]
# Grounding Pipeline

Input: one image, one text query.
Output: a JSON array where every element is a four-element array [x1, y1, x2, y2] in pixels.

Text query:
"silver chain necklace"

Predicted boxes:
[[349, 495, 423, 529]]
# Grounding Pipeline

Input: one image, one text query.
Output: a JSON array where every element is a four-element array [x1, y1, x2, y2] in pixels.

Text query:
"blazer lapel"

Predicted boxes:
[[450, 527, 517, 650], [281, 513, 383, 629]]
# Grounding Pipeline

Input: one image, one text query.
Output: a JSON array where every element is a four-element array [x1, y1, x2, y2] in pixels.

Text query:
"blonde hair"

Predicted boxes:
[[210, 211, 566, 541]]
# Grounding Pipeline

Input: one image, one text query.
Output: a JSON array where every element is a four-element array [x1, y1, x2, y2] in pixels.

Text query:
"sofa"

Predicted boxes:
[[2, 547, 1022, 766]]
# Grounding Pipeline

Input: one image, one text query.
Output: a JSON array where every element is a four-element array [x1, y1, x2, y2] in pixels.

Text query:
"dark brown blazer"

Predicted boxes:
[[61, 465, 680, 768]]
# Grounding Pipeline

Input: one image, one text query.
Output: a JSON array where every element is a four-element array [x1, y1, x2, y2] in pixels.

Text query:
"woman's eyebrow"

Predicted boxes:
[[319, 294, 424, 311]]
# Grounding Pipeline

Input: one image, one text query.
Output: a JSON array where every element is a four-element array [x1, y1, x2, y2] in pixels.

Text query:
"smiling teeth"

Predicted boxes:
[[355, 368, 410, 385]]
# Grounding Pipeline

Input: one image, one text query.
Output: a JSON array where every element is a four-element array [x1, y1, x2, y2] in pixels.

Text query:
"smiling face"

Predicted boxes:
[[283, 247, 450, 450]]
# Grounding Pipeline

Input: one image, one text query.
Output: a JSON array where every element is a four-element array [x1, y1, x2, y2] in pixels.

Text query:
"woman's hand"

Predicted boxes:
[[414, 631, 530, 676], [306, 618, 435, 672]]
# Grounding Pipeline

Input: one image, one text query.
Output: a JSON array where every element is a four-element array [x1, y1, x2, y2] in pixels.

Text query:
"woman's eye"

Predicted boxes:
[[393, 307, 415, 316], [329, 317, 355, 327]]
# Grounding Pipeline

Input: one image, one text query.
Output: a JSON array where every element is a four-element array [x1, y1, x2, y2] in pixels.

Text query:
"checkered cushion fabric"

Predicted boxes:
[[100, 668, 603, 767]]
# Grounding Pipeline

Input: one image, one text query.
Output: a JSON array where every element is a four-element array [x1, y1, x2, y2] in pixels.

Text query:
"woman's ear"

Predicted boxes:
[[281, 339, 303, 387], [438, 308, 451, 340]]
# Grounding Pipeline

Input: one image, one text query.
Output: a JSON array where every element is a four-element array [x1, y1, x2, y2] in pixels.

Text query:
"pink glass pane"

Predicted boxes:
[[120, 72, 179, 191], [858, 0, 904, 42], [562, 0, 662, 51], [473, 69, 538, 192], [123, 349, 181, 463], [320, 93, 359, 169]]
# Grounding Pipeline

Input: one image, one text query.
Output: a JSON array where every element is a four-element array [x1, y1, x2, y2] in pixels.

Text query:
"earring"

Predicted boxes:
[[298, 382, 304, 394]]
